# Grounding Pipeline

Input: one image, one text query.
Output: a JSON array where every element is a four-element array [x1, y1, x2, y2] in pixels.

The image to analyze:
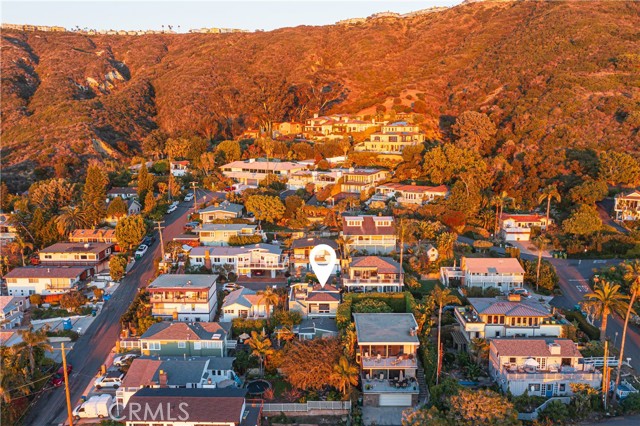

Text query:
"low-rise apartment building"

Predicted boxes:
[[221, 159, 308, 186], [343, 256, 403, 293], [453, 294, 566, 350], [147, 274, 218, 322], [342, 215, 396, 254], [189, 244, 288, 278], [489, 338, 601, 397], [38, 242, 113, 273], [355, 313, 421, 406], [614, 190, 640, 221], [441, 257, 525, 294], [289, 283, 341, 318], [193, 224, 261, 246], [139, 321, 233, 357], [5, 266, 90, 296], [372, 183, 449, 205]]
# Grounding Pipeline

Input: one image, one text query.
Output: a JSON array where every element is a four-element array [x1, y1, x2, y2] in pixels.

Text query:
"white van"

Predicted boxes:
[[73, 394, 113, 419]]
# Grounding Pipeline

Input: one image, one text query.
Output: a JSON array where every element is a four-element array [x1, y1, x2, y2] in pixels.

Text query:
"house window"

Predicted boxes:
[[28, 278, 38, 284], [319, 304, 330, 313], [559, 384, 566, 392], [509, 358, 516, 364], [44, 255, 52, 259], [147, 342, 160, 350], [178, 341, 186, 348], [194, 342, 202, 350]]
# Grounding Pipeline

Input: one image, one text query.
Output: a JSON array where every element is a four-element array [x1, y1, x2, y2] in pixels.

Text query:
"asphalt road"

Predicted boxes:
[[23, 190, 209, 426]]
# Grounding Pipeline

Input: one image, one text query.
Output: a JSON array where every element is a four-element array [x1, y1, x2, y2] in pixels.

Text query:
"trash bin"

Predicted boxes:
[[92, 310, 97, 317]]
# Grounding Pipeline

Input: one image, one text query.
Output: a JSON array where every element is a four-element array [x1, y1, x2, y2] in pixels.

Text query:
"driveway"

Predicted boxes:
[[23, 189, 212, 426], [362, 406, 405, 426]]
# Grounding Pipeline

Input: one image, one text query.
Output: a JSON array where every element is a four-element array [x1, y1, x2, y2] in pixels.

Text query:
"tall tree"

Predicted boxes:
[[492, 191, 511, 237], [106, 196, 128, 219], [330, 356, 359, 396], [55, 205, 88, 237], [17, 326, 53, 374], [247, 330, 274, 377], [584, 280, 629, 341], [538, 185, 561, 231], [82, 164, 108, 226], [137, 163, 155, 202], [432, 286, 458, 384], [451, 111, 497, 155], [115, 215, 147, 250], [533, 235, 550, 292], [245, 195, 285, 224], [614, 261, 640, 403], [257, 287, 279, 319]]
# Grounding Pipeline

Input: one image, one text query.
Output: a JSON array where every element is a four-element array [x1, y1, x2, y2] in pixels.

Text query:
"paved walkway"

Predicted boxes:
[[582, 415, 640, 425], [362, 406, 405, 426]]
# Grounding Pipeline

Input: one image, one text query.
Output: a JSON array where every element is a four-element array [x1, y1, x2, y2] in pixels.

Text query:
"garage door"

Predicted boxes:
[[379, 394, 413, 406]]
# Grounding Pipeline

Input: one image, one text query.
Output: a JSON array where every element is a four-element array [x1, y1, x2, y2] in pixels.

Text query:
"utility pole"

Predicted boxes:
[[190, 181, 198, 212], [155, 221, 165, 261], [602, 338, 609, 411], [61, 342, 73, 426]]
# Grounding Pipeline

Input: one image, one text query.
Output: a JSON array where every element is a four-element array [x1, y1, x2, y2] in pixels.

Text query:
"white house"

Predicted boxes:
[[220, 287, 272, 321], [147, 274, 218, 322], [441, 257, 525, 294], [189, 244, 288, 278], [193, 224, 261, 246], [220, 159, 308, 186], [38, 242, 113, 273], [343, 256, 404, 293], [170, 160, 190, 177], [372, 183, 449, 205], [288, 283, 341, 318], [614, 190, 640, 221], [499, 213, 551, 242], [342, 215, 396, 254], [198, 202, 244, 222], [5, 266, 89, 296], [489, 338, 601, 397]]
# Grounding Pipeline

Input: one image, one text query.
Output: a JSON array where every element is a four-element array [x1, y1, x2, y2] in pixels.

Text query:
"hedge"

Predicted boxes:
[[336, 291, 418, 330], [228, 234, 263, 246], [564, 310, 600, 341]]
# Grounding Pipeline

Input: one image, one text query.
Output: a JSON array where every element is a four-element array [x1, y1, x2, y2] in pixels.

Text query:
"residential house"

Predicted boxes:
[[614, 190, 640, 221], [342, 215, 396, 254], [37, 242, 113, 273], [440, 257, 525, 294], [286, 169, 343, 191], [69, 228, 117, 245], [220, 287, 272, 321], [489, 338, 601, 397], [5, 266, 89, 296], [339, 168, 390, 194], [289, 283, 341, 318], [107, 187, 138, 199], [358, 122, 425, 154], [0, 331, 23, 347], [199, 202, 244, 222], [121, 387, 260, 426], [355, 313, 421, 406], [290, 237, 340, 275], [0, 213, 17, 242], [372, 183, 448, 205], [0, 296, 29, 328], [343, 256, 403, 293], [296, 316, 339, 340], [117, 356, 238, 406], [190, 244, 288, 278], [453, 294, 567, 351], [105, 198, 142, 226], [170, 160, 190, 177], [273, 121, 304, 137], [139, 321, 233, 357], [500, 213, 551, 242], [193, 224, 261, 246], [424, 244, 439, 262], [147, 274, 218, 322], [220, 159, 308, 186]]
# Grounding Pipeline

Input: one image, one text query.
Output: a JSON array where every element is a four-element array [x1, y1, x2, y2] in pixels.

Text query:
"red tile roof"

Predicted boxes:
[[5, 266, 89, 279], [500, 213, 547, 223], [342, 215, 395, 236], [306, 292, 340, 302], [491, 339, 582, 358], [350, 256, 401, 274]]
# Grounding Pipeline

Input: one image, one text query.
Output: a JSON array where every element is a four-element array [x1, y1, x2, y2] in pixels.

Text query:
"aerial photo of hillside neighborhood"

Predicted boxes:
[[1, 1, 640, 425]]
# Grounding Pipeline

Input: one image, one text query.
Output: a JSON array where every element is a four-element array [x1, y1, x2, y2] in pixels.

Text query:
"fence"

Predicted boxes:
[[517, 397, 571, 421], [582, 356, 632, 367], [262, 401, 351, 412]]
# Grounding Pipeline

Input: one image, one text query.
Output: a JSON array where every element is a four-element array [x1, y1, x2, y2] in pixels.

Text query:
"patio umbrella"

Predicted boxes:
[[399, 370, 404, 382], [239, 333, 250, 341], [524, 358, 539, 367]]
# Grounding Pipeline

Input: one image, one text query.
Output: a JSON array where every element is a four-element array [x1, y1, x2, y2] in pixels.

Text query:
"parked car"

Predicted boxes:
[[94, 372, 124, 389], [52, 365, 73, 387], [224, 186, 236, 192], [134, 244, 148, 259], [113, 354, 138, 367], [142, 236, 155, 246], [167, 204, 178, 214], [511, 288, 531, 298], [184, 193, 194, 202], [184, 221, 200, 231], [171, 200, 179, 207], [73, 394, 113, 419], [222, 283, 242, 292]]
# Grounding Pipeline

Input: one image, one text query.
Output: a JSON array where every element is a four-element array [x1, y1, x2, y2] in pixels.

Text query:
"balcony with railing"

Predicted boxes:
[[362, 374, 419, 394], [343, 277, 402, 287], [150, 294, 209, 303], [236, 261, 288, 270], [499, 363, 600, 381]]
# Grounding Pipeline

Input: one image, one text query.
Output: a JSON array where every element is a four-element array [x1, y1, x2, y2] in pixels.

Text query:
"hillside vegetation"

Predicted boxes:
[[1, 1, 639, 189]]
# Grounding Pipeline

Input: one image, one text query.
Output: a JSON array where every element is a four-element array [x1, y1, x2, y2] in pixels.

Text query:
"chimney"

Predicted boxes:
[[314, 113, 318, 118], [507, 293, 521, 302], [159, 370, 168, 388], [84, 243, 90, 249], [548, 343, 561, 355]]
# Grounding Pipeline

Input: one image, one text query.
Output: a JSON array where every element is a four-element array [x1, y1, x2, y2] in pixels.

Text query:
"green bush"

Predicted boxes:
[[232, 317, 268, 335], [228, 234, 263, 246], [564, 311, 600, 341], [621, 392, 640, 414], [352, 298, 393, 313]]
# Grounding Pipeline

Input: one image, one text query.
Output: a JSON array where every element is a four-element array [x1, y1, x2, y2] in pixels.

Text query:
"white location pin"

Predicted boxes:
[[309, 244, 337, 288]]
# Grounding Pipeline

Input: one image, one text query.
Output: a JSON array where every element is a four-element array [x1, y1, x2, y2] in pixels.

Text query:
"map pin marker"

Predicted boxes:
[[309, 244, 337, 289]]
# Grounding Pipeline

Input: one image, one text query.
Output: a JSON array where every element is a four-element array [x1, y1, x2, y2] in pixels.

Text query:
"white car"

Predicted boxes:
[[94, 373, 123, 389], [171, 200, 179, 207], [167, 205, 178, 214], [184, 193, 194, 202], [113, 354, 138, 367], [511, 288, 531, 298], [222, 283, 242, 292], [134, 244, 148, 259]]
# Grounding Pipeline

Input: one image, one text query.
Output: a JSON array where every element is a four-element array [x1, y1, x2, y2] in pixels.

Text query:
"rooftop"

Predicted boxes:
[[491, 338, 582, 358], [462, 257, 525, 275], [140, 321, 230, 341], [354, 313, 419, 344], [469, 297, 552, 317], [222, 159, 308, 172], [378, 182, 448, 194], [39, 242, 113, 254], [291, 237, 338, 250], [193, 224, 257, 232], [351, 256, 401, 274], [148, 274, 218, 290], [342, 215, 395, 236], [190, 243, 282, 257], [199, 202, 244, 214], [5, 266, 89, 279]]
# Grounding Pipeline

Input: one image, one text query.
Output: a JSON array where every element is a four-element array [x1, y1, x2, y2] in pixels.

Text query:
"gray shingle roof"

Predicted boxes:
[[354, 313, 419, 344]]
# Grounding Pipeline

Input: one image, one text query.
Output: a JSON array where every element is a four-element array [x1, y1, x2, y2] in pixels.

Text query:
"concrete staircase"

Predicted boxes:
[[416, 361, 429, 405]]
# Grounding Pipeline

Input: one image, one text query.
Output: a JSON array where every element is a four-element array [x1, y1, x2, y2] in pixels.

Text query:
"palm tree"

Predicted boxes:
[[470, 338, 490, 364], [55, 205, 88, 237], [330, 356, 359, 396], [432, 286, 458, 384], [17, 326, 53, 374], [492, 191, 511, 237], [614, 261, 640, 403], [413, 302, 433, 336], [257, 287, 279, 319], [478, 209, 495, 230], [533, 235, 550, 292], [538, 185, 561, 231], [247, 330, 274, 377], [584, 281, 629, 342], [13, 235, 33, 267], [336, 236, 354, 261]]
